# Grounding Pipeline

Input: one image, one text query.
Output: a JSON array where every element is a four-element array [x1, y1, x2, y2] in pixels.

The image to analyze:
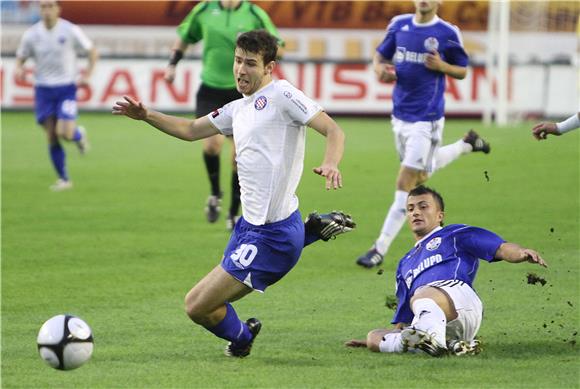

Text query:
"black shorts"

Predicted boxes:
[[196, 83, 242, 118]]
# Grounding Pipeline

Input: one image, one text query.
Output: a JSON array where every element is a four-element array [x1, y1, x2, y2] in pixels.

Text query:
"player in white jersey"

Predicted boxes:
[[346, 185, 547, 357], [532, 112, 580, 140], [113, 30, 355, 357], [15, 0, 98, 191], [356, 0, 491, 268]]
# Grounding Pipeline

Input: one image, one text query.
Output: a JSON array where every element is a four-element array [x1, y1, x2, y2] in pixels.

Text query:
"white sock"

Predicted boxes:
[[433, 140, 472, 171], [379, 332, 404, 353], [411, 298, 447, 348], [375, 190, 408, 255]]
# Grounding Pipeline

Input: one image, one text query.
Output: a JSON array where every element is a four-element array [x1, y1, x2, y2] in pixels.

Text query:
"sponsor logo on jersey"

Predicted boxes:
[[426, 237, 442, 251], [395, 47, 406, 63], [424, 37, 439, 52], [404, 254, 444, 288], [283, 91, 292, 98], [405, 273, 413, 289], [211, 109, 220, 118], [254, 96, 268, 110], [395, 46, 427, 64]]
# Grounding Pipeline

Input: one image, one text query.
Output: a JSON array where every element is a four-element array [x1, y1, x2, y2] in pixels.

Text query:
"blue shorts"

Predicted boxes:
[[34, 84, 78, 124], [221, 210, 305, 292]]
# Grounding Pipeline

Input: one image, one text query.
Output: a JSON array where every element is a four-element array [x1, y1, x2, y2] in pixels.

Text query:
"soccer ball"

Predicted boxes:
[[37, 314, 94, 370]]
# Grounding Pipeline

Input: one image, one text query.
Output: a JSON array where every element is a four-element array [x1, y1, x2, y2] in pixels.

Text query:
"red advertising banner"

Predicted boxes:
[[4, 58, 577, 117]]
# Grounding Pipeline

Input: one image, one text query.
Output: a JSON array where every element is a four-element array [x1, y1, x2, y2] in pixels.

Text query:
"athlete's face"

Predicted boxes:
[[40, 1, 60, 26], [406, 193, 444, 238], [234, 48, 274, 96], [414, 0, 440, 15]]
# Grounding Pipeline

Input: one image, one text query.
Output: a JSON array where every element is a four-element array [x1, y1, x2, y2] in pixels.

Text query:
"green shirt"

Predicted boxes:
[[177, 1, 282, 89]]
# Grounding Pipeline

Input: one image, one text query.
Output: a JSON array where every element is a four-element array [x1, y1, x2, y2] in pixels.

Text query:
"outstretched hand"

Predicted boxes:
[[112, 95, 147, 120], [531, 122, 560, 140], [522, 248, 548, 268], [313, 164, 342, 190], [345, 339, 367, 348]]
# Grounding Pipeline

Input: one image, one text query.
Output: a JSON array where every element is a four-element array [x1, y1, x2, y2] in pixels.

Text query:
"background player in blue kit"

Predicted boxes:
[[15, 0, 98, 191], [346, 185, 547, 356], [357, 0, 491, 268], [114, 30, 354, 358]]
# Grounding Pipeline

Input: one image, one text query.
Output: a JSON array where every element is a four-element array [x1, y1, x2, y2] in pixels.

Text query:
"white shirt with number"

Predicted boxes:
[[16, 18, 93, 87], [208, 80, 323, 225]]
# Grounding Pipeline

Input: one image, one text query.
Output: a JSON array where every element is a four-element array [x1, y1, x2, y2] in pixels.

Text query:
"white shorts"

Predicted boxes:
[[391, 116, 445, 173], [427, 280, 483, 343]]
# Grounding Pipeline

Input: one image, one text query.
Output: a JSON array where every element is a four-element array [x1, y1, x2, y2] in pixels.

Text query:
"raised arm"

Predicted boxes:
[[112, 95, 219, 141], [494, 242, 548, 268], [307, 111, 345, 190]]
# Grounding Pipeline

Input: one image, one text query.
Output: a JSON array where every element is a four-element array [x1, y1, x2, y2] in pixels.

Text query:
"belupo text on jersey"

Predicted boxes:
[[394, 47, 428, 64], [404, 254, 443, 288]]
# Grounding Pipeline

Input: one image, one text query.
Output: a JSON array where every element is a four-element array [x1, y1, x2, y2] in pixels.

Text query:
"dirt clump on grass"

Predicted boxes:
[[526, 272, 547, 286]]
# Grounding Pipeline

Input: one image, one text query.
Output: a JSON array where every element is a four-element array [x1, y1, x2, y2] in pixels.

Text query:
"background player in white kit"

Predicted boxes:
[[113, 30, 354, 358], [15, 0, 98, 191], [356, 0, 491, 268], [347, 185, 547, 356]]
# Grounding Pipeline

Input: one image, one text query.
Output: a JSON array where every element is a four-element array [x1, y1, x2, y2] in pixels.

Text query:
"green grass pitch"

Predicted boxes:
[[2, 111, 578, 388]]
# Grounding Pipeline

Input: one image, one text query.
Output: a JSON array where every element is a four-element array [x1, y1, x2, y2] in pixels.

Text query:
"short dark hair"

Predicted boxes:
[[408, 185, 445, 212], [236, 30, 278, 64]]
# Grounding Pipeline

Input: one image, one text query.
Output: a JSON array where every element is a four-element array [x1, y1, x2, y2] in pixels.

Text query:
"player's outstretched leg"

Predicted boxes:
[[356, 246, 384, 268], [224, 318, 262, 358], [401, 327, 447, 357], [463, 129, 490, 154], [448, 339, 482, 356], [304, 211, 356, 246]]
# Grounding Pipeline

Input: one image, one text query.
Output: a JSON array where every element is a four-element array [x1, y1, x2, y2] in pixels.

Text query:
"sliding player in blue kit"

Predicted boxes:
[[347, 186, 547, 356]]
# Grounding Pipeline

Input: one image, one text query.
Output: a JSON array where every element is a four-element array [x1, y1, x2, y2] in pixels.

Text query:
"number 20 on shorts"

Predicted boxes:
[[230, 244, 258, 267]]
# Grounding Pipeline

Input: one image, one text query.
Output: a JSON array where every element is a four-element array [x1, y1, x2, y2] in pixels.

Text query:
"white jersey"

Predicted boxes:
[[209, 80, 323, 225], [16, 18, 93, 86]]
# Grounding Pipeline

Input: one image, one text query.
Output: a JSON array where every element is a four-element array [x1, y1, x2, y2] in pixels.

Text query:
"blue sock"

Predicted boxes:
[[304, 230, 320, 247], [71, 127, 82, 142], [49, 143, 68, 181], [207, 303, 252, 345]]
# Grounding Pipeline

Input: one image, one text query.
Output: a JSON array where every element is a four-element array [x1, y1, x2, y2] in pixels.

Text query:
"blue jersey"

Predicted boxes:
[[376, 14, 468, 122], [392, 224, 504, 324]]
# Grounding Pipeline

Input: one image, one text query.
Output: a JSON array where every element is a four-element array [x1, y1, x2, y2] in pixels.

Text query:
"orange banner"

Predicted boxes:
[[60, 1, 578, 32]]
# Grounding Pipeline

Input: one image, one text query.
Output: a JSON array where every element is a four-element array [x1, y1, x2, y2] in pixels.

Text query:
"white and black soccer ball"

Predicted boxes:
[[37, 314, 94, 370]]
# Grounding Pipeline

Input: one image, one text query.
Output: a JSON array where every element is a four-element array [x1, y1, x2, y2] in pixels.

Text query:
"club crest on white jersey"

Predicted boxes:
[[254, 96, 268, 110]]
